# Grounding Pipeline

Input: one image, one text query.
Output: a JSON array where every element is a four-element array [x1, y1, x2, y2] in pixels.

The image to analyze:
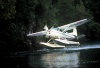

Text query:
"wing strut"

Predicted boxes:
[[47, 38, 53, 43]]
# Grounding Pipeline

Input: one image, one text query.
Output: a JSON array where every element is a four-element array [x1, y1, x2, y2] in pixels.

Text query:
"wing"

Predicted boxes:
[[57, 19, 89, 32], [27, 31, 47, 37]]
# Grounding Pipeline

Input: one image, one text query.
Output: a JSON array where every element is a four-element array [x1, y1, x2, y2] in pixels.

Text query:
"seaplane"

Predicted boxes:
[[27, 19, 90, 48]]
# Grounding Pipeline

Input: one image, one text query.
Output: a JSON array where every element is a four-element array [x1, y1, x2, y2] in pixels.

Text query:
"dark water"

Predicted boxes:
[[2, 44, 100, 68]]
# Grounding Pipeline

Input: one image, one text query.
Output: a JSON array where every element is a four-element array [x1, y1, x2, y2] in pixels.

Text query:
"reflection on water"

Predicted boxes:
[[28, 44, 100, 68], [29, 52, 80, 68], [42, 52, 80, 68], [3, 44, 100, 68]]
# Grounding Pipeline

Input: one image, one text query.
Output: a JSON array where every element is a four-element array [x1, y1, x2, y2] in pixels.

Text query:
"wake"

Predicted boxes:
[[65, 44, 100, 51]]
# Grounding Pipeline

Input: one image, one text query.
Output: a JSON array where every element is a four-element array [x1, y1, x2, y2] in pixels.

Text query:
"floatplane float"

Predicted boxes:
[[27, 19, 90, 48]]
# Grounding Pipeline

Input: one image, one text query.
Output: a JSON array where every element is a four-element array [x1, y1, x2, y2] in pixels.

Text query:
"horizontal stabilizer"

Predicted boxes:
[[77, 34, 86, 38]]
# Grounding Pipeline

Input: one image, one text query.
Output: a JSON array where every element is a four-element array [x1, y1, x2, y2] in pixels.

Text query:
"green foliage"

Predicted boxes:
[[73, 0, 100, 40], [74, 0, 100, 22], [87, 22, 100, 40], [0, 0, 16, 20], [34, 0, 90, 28], [0, 0, 100, 52]]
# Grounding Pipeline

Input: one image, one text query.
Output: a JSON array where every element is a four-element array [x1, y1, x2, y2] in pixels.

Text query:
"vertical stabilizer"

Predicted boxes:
[[72, 27, 77, 36]]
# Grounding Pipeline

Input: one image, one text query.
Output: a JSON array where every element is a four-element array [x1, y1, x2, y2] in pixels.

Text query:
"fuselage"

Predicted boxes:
[[46, 29, 75, 39]]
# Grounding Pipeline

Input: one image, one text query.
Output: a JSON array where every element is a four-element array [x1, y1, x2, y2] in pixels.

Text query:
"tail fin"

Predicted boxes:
[[44, 25, 48, 31], [72, 27, 77, 36]]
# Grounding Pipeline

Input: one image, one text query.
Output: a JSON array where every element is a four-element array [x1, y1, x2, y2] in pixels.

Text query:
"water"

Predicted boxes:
[[2, 44, 100, 68]]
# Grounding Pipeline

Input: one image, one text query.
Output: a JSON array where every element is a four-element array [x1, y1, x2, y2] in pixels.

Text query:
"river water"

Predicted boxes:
[[2, 44, 100, 68]]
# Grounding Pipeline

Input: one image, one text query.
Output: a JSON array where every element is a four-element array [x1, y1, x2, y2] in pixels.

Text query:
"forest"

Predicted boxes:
[[0, 0, 100, 53]]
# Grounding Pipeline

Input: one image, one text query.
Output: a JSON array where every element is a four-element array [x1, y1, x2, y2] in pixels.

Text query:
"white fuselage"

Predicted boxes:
[[46, 29, 75, 39]]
